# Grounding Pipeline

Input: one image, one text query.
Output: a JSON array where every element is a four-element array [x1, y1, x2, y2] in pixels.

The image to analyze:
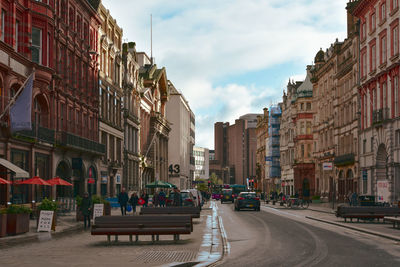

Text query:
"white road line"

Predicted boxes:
[[218, 215, 230, 255]]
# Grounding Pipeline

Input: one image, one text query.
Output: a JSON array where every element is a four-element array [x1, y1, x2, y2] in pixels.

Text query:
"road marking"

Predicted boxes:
[[218, 215, 230, 255], [261, 205, 303, 219]]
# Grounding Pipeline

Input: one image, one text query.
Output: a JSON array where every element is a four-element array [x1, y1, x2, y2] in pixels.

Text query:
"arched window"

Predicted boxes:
[[33, 95, 49, 128]]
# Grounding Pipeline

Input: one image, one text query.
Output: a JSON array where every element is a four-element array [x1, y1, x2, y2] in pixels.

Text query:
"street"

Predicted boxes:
[[217, 201, 400, 266]]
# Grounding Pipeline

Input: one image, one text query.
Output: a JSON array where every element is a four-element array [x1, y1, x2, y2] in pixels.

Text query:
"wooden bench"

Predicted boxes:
[[336, 206, 400, 222], [384, 216, 400, 229], [140, 206, 201, 218], [91, 215, 193, 242]]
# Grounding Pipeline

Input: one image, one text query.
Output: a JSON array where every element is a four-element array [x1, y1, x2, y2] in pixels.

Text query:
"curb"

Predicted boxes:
[[0, 222, 83, 248], [306, 216, 400, 242]]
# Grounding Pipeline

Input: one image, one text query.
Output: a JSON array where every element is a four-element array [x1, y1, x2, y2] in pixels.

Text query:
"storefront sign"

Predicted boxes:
[[101, 171, 108, 184], [37, 210, 54, 232], [116, 174, 121, 184], [323, 162, 333, 171], [93, 204, 104, 222], [377, 180, 390, 203]]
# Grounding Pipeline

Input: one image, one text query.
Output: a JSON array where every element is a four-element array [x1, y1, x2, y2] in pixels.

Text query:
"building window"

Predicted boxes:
[[394, 0, 399, 10], [392, 25, 399, 56], [15, 20, 19, 51], [395, 129, 400, 146], [371, 137, 374, 152], [1, 9, 5, 42], [370, 43, 376, 71], [363, 171, 368, 194], [361, 49, 367, 77], [306, 102, 311, 110], [394, 76, 399, 116], [380, 2, 386, 21], [31, 27, 42, 64], [382, 82, 387, 113], [363, 139, 366, 154], [380, 34, 387, 64], [370, 11, 376, 32], [47, 32, 50, 67]]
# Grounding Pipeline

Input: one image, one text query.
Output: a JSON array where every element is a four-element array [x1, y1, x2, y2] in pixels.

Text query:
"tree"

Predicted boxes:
[[210, 172, 223, 185]]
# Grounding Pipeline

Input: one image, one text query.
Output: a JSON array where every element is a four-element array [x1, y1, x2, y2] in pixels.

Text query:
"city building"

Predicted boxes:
[[0, 0, 104, 204], [312, 45, 337, 201], [166, 82, 194, 189], [122, 42, 141, 192], [334, 1, 359, 202], [353, 0, 400, 204], [213, 114, 260, 185], [138, 52, 170, 189], [256, 108, 268, 192], [97, 3, 123, 197], [193, 146, 209, 180], [266, 105, 282, 193]]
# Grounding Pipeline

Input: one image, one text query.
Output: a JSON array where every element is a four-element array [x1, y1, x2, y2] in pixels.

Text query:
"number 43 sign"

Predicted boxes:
[[169, 164, 180, 174]]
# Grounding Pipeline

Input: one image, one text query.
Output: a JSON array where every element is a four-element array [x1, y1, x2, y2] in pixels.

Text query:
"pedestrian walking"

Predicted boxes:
[[141, 191, 149, 207], [159, 189, 166, 207], [347, 191, 353, 206], [118, 187, 129, 215], [80, 192, 92, 230], [153, 191, 159, 207], [129, 192, 139, 214], [173, 188, 182, 206]]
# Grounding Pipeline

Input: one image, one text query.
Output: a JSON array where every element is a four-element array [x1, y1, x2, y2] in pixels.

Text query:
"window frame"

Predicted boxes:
[[31, 27, 42, 64]]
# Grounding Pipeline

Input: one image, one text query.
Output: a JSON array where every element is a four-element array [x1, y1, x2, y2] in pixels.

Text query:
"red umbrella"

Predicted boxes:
[[47, 177, 73, 186], [17, 176, 51, 186], [0, 178, 12, 184]]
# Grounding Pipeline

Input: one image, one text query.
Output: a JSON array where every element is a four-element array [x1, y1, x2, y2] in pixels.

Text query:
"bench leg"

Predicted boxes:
[[152, 235, 155, 242], [136, 235, 139, 242], [176, 234, 180, 241], [156, 235, 159, 241], [107, 235, 111, 243], [129, 235, 133, 243], [115, 235, 118, 242]]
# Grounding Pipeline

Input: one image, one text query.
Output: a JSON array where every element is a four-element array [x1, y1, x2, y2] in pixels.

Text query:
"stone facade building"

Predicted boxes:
[[138, 52, 170, 188], [166, 81, 194, 189], [122, 42, 141, 192], [354, 0, 400, 204], [0, 0, 103, 204], [333, 2, 360, 202], [97, 3, 123, 196]]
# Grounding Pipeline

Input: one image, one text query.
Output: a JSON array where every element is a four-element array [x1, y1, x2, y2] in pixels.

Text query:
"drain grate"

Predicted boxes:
[[136, 251, 197, 263]]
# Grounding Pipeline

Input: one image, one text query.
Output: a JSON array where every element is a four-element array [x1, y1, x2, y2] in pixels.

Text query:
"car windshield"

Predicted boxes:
[[223, 190, 232, 194], [240, 193, 256, 198], [181, 192, 190, 199]]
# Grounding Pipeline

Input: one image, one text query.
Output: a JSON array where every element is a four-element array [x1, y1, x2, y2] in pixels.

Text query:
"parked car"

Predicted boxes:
[[180, 190, 196, 207], [221, 189, 234, 203], [234, 192, 260, 211], [188, 189, 203, 209]]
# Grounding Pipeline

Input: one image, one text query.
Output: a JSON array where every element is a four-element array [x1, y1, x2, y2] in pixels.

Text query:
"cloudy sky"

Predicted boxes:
[[102, 0, 349, 149]]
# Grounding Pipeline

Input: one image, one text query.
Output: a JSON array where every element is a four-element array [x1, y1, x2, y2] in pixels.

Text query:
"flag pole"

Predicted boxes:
[[0, 71, 35, 121]]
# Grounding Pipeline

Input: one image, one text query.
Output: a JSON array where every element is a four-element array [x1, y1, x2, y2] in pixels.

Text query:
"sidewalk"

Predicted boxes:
[[262, 201, 400, 242]]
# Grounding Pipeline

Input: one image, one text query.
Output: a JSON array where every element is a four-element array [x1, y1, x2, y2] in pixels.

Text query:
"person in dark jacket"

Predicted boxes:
[[80, 192, 92, 229], [118, 187, 129, 215], [173, 188, 182, 206], [158, 189, 166, 207], [129, 192, 139, 214], [141, 191, 149, 207]]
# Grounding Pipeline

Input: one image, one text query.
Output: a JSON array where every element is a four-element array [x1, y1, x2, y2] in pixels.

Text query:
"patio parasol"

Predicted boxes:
[[17, 176, 51, 186], [145, 180, 171, 188], [0, 177, 12, 184], [16, 176, 51, 202], [47, 177, 73, 186]]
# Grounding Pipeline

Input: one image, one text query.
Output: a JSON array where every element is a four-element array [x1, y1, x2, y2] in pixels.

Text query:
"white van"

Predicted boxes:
[[188, 189, 203, 209]]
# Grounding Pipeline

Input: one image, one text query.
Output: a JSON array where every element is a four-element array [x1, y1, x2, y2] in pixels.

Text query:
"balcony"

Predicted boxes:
[[13, 123, 55, 144], [334, 153, 355, 167], [58, 132, 105, 155], [372, 108, 390, 126]]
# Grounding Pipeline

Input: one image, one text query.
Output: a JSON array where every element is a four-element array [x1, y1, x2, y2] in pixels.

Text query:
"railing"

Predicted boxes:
[[13, 123, 55, 144], [334, 153, 355, 166], [372, 108, 390, 125], [58, 131, 105, 154]]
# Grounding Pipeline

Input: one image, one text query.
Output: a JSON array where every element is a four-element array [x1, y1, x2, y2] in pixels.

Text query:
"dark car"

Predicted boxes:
[[221, 189, 234, 203], [181, 190, 196, 207], [234, 192, 260, 211]]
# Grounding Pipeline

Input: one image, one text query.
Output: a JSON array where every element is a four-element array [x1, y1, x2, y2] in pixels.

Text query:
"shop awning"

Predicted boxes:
[[0, 158, 29, 178]]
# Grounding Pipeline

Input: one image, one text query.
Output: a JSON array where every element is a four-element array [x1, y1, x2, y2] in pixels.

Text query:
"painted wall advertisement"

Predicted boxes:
[[377, 180, 390, 203]]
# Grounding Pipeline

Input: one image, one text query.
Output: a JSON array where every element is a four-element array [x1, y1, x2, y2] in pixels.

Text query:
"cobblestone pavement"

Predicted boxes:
[[0, 202, 221, 267]]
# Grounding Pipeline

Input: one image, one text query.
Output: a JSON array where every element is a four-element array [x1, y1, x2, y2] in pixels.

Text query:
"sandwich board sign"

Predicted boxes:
[[93, 203, 104, 223], [37, 210, 54, 232]]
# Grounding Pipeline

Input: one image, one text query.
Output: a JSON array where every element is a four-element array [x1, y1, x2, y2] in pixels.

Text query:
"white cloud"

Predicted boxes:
[[103, 0, 349, 149]]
